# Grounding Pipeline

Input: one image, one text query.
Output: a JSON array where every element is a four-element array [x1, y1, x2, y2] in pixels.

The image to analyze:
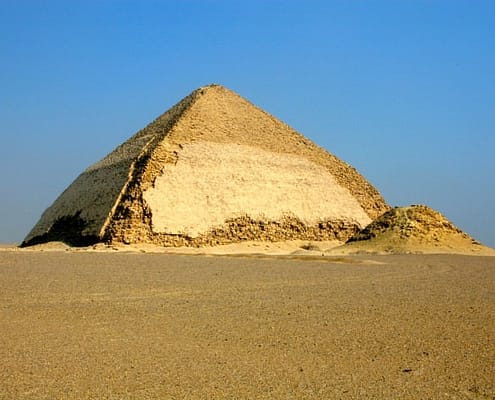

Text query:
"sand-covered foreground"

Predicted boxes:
[[0, 249, 494, 399]]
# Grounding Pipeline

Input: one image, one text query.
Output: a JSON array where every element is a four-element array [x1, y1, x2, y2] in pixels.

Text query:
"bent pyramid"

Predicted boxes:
[[22, 84, 389, 247]]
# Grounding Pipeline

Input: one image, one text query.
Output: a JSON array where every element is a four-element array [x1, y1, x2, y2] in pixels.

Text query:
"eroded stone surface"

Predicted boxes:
[[143, 142, 371, 237]]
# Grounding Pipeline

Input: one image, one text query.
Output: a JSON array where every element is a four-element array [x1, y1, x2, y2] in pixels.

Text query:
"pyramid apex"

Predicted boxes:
[[200, 83, 226, 89], [195, 83, 232, 94]]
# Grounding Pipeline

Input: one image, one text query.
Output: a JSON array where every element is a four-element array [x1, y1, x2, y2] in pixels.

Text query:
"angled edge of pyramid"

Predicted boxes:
[[20, 87, 203, 247]]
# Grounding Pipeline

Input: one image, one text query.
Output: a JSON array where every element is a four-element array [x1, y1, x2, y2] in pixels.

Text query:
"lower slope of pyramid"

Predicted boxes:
[[334, 205, 494, 255], [22, 84, 390, 247]]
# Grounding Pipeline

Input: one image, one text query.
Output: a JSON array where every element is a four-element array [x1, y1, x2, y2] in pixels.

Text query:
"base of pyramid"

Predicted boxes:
[[22, 214, 362, 248], [102, 215, 360, 247]]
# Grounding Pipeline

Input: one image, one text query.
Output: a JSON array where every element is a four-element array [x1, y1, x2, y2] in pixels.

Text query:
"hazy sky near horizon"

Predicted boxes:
[[1, 0, 494, 247]]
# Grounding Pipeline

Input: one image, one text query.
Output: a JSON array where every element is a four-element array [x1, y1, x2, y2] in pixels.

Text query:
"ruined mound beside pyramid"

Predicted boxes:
[[22, 84, 389, 247], [334, 205, 494, 255]]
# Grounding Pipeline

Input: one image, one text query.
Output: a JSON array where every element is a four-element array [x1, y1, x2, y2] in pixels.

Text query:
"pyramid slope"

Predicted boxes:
[[23, 84, 389, 247], [337, 205, 495, 255]]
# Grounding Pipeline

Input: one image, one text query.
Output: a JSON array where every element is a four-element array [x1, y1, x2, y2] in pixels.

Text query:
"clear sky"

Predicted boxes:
[[1, 0, 494, 247]]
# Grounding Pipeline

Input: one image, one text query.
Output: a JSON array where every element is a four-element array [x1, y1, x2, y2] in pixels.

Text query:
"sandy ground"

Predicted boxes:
[[0, 246, 494, 399]]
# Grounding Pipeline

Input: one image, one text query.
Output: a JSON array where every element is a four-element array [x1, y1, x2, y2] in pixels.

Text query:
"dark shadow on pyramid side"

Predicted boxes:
[[22, 84, 390, 247], [21, 211, 99, 247]]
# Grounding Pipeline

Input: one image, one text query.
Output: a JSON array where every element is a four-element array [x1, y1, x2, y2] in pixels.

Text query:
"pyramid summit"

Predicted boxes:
[[22, 84, 389, 247]]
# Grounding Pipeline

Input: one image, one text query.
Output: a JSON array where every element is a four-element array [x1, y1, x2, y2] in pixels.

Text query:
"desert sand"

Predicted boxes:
[[1, 244, 494, 399]]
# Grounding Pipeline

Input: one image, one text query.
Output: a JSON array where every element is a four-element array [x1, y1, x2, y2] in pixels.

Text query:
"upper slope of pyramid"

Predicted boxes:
[[23, 84, 389, 247], [336, 205, 495, 255]]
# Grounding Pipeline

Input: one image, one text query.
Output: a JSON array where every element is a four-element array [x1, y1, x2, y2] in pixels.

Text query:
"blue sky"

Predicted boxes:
[[1, 0, 494, 247]]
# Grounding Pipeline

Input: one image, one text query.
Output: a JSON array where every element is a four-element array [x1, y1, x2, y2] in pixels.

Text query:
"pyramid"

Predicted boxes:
[[341, 205, 495, 255], [22, 84, 389, 247]]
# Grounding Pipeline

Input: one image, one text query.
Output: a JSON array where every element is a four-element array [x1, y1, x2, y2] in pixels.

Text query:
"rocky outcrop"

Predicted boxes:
[[340, 205, 493, 255]]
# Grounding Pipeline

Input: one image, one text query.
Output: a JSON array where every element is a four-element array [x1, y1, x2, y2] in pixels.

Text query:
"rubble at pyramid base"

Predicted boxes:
[[108, 215, 362, 247]]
